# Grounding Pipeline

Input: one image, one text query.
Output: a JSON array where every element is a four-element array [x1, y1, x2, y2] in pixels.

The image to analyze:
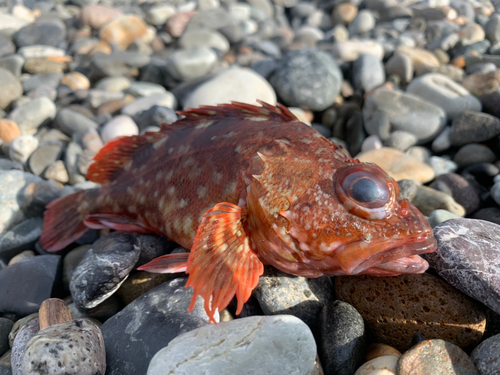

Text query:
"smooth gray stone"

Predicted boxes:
[[53, 108, 98, 137], [453, 144, 496, 168], [22, 73, 62, 92], [101, 277, 215, 375], [450, 111, 500, 147], [0, 68, 22, 110], [0, 255, 60, 315], [28, 140, 64, 176], [0, 55, 24, 77], [470, 333, 500, 374], [12, 18, 66, 49], [90, 52, 150, 79], [0, 218, 43, 263], [0, 318, 13, 357], [7, 97, 56, 136], [353, 53, 385, 92]]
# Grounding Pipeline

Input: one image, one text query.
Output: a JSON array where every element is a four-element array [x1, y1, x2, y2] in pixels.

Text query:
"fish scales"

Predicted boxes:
[[40, 101, 437, 323]]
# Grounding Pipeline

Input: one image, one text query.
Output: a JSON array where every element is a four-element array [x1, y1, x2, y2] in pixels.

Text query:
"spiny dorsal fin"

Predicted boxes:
[[164, 100, 298, 132], [87, 132, 165, 184]]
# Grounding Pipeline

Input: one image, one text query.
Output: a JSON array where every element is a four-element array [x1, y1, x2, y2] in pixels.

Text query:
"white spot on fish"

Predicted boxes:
[[245, 117, 267, 121], [195, 120, 214, 129], [212, 172, 222, 185], [128, 205, 137, 213], [153, 136, 168, 149], [197, 186, 207, 199], [167, 186, 175, 195], [178, 199, 188, 208]]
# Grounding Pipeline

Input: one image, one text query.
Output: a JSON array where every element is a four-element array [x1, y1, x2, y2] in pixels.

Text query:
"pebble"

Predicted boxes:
[[428, 156, 457, 177], [0, 318, 13, 357], [353, 54, 386, 92], [450, 110, 500, 147], [0, 120, 20, 143], [184, 67, 276, 109], [101, 277, 215, 375], [10, 318, 40, 375], [429, 219, 500, 316], [147, 315, 316, 375], [0, 68, 22, 110], [385, 53, 413, 84], [12, 18, 66, 49], [179, 29, 230, 53], [453, 143, 496, 167], [354, 355, 398, 375], [121, 92, 176, 117], [100, 115, 139, 144], [428, 209, 461, 227], [357, 148, 435, 183], [8, 97, 56, 136], [0, 218, 43, 263], [470, 333, 500, 374], [80, 4, 122, 30], [396, 339, 478, 374], [100, 15, 150, 51], [53, 108, 98, 137], [28, 140, 64, 176], [166, 47, 218, 82], [22, 319, 105, 375], [335, 274, 486, 352], [411, 184, 466, 216], [70, 232, 141, 311], [366, 344, 401, 361], [406, 73, 482, 119], [429, 173, 480, 214], [332, 41, 384, 62], [384, 131, 417, 152]]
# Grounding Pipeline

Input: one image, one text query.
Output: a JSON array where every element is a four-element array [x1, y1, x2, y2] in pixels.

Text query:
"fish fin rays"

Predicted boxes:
[[137, 253, 189, 273], [184, 202, 264, 324], [87, 132, 166, 184], [84, 214, 151, 234]]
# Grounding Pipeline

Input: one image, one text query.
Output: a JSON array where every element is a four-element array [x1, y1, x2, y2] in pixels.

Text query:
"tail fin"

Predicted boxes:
[[40, 190, 91, 252]]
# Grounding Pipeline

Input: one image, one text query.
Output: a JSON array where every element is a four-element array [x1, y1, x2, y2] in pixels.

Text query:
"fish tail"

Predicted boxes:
[[40, 189, 96, 252]]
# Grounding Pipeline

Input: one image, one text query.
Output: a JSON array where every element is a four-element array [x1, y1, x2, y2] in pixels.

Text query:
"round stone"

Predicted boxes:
[[0, 119, 21, 143], [353, 53, 385, 92], [166, 47, 218, 81], [453, 143, 496, 168], [179, 29, 229, 53], [9, 135, 38, 164], [7, 97, 56, 136], [99, 15, 150, 51], [101, 115, 139, 144], [470, 333, 500, 374], [12, 18, 66, 48], [0, 67, 22, 110], [450, 110, 500, 147]]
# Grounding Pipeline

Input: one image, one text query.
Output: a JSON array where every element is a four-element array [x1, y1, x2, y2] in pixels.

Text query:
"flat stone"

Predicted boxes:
[[28, 140, 64, 176], [0, 218, 43, 263], [101, 277, 215, 375], [428, 218, 500, 315], [450, 111, 500, 147], [81, 4, 123, 30], [453, 143, 496, 168], [70, 232, 141, 311], [7, 97, 56, 136], [179, 29, 229, 53], [353, 53, 385, 92], [0, 68, 22, 110], [411, 184, 466, 216], [90, 52, 150, 79], [385, 52, 413, 84], [12, 18, 66, 49], [396, 45, 440, 75], [21, 319, 105, 375], [9, 135, 38, 164], [429, 173, 480, 214], [397, 339, 478, 375], [53, 108, 98, 137], [470, 333, 500, 374], [332, 40, 384, 62], [121, 92, 176, 117], [147, 315, 316, 375], [99, 15, 150, 51], [100, 115, 138, 144], [335, 274, 485, 352], [0, 255, 60, 316]]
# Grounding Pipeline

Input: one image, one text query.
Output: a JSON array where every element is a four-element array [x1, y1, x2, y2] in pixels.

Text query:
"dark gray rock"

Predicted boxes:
[[63, 245, 91, 290], [252, 266, 333, 331], [133, 105, 177, 132], [101, 277, 214, 375], [0, 255, 60, 315], [22, 73, 62, 93], [12, 18, 66, 49], [453, 144, 496, 168], [21, 319, 105, 375], [353, 53, 385, 92], [10, 318, 40, 375], [270, 49, 342, 111], [471, 333, 500, 374], [450, 111, 500, 147], [70, 232, 141, 311], [21, 180, 67, 218], [429, 173, 480, 215], [0, 218, 43, 263], [54, 109, 98, 137], [428, 218, 500, 315], [480, 91, 500, 119], [0, 318, 13, 357], [0, 159, 22, 171], [473, 207, 500, 225], [90, 52, 150, 79], [319, 300, 366, 375], [135, 234, 175, 268]]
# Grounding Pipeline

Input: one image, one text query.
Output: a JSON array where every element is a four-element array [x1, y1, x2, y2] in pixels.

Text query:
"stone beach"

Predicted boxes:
[[2, 0, 500, 374]]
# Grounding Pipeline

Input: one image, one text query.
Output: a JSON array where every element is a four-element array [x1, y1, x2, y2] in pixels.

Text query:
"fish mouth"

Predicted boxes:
[[334, 233, 437, 275]]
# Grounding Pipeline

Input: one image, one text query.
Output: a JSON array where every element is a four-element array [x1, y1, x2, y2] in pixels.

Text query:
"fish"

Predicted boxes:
[[40, 101, 437, 323]]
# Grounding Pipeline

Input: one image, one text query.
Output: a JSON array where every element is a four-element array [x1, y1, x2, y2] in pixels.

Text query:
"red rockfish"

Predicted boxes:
[[40, 101, 437, 323]]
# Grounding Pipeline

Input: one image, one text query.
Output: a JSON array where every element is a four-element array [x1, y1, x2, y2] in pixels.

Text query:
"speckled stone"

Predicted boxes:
[[70, 232, 141, 310], [470, 333, 500, 374], [450, 111, 500, 147], [428, 218, 500, 315], [10, 318, 39, 375], [335, 274, 486, 352], [21, 319, 105, 375], [429, 173, 480, 215], [397, 339, 478, 375], [147, 315, 316, 375]]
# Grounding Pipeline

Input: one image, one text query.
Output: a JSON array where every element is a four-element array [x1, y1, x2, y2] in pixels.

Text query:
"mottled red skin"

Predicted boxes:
[[41, 102, 436, 320]]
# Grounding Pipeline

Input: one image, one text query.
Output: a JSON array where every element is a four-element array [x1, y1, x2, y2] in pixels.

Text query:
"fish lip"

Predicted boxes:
[[335, 232, 437, 275]]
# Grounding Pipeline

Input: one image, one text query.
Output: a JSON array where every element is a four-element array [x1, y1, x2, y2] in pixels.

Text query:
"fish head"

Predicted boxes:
[[247, 141, 436, 277]]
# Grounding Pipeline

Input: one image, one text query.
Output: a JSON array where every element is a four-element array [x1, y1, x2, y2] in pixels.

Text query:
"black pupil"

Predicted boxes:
[[352, 178, 379, 203]]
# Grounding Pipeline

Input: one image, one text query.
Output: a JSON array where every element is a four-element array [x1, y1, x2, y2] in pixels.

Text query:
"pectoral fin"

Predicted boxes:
[[186, 202, 264, 323]]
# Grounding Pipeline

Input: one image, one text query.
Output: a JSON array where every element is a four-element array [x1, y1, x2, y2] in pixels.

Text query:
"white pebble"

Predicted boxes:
[[101, 115, 139, 144], [9, 135, 38, 164]]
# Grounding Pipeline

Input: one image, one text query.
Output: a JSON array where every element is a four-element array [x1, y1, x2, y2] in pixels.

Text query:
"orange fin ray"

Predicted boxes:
[[137, 253, 189, 273], [185, 202, 264, 323], [84, 214, 151, 233]]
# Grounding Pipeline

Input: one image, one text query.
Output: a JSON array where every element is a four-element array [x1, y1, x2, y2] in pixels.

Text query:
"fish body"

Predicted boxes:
[[40, 101, 437, 322]]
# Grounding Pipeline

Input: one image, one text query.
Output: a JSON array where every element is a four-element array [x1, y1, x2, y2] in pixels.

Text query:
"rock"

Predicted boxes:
[[366, 344, 401, 361], [100, 15, 150, 51], [144, 4, 176, 25], [10, 318, 40, 375], [90, 52, 150, 79], [0, 54, 24, 77], [462, 69, 500, 97], [101, 278, 215, 375], [0, 170, 41, 233], [332, 41, 384, 62], [332, 3, 358, 25], [453, 143, 496, 167], [397, 339, 478, 375], [406, 73, 481, 119], [349, 9, 376, 35], [95, 77, 131, 93], [485, 13, 500, 44], [21, 180, 67, 218], [17, 46, 64, 59], [450, 111, 500, 147], [100, 115, 138, 144], [428, 156, 457, 177], [0, 120, 20, 143], [429, 173, 480, 214], [396, 46, 440, 75], [0, 255, 60, 315], [428, 209, 461, 228], [353, 54, 385, 92], [125, 82, 166, 98], [53, 108, 98, 137], [134, 234, 174, 268], [62, 245, 91, 290], [80, 4, 122, 30], [385, 52, 413, 84], [28, 140, 64, 176], [0, 318, 13, 357], [60, 72, 90, 91], [354, 356, 398, 375], [22, 73, 62, 92], [9, 135, 38, 164], [65, 142, 86, 185], [432, 126, 451, 152], [363, 88, 445, 142], [335, 273, 485, 352], [44, 161, 69, 184], [70, 232, 141, 311], [357, 148, 434, 183], [428, 219, 500, 316], [252, 267, 332, 330], [147, 315, 316, 375], [473, 207, 500, 225], [21, 319, 105, 375], [179, 29, 229, 53], [23, 58, 64, 74], [184, 67, 276, 109], [116, 271, 171, 305], [411, 184, 466, 216], [121, 92, 176, 117], [12, 18, 66, 49], [320, 300, 366, 375], [8, 97, 56, 136], [0, 68, 22, 110], [0, 14, 29, 37], [133, 105, 177, 132], [385, 131, 418, 152], [8, 250, 34, 265], [166, 47, 218, 81], [0, 218, 43, 263], [470, 333, 500, 374]]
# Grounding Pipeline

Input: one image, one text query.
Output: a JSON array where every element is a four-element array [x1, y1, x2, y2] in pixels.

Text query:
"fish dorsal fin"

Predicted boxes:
[[187, 202, 263, 323], [87, 132, 165, 184], [166, 100, 298, 131]]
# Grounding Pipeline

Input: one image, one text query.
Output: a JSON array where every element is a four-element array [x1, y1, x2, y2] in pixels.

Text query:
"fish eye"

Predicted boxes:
[[335, 164, 395, 220]]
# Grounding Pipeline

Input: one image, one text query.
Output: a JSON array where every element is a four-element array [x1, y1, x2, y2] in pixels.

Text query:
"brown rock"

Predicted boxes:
[[23, 58, 64, 74], [462, 69, 500, 97], [165, 11, 197, 38], [396, 46, 440, 75], [335, 274, 486, 352], [366, 343, 402, 361], [357, 147, 435, 183], [100, 15, 149, 50], [332, 3, 358, 25], [61, 72, 90, 91], [80, 4, 122, 30], [39, 298, 72, 329], [396, 339, 479, 374], [116, 271, 171, 305], [0, 119, 21, 142], [88, 40, 112, 56]]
